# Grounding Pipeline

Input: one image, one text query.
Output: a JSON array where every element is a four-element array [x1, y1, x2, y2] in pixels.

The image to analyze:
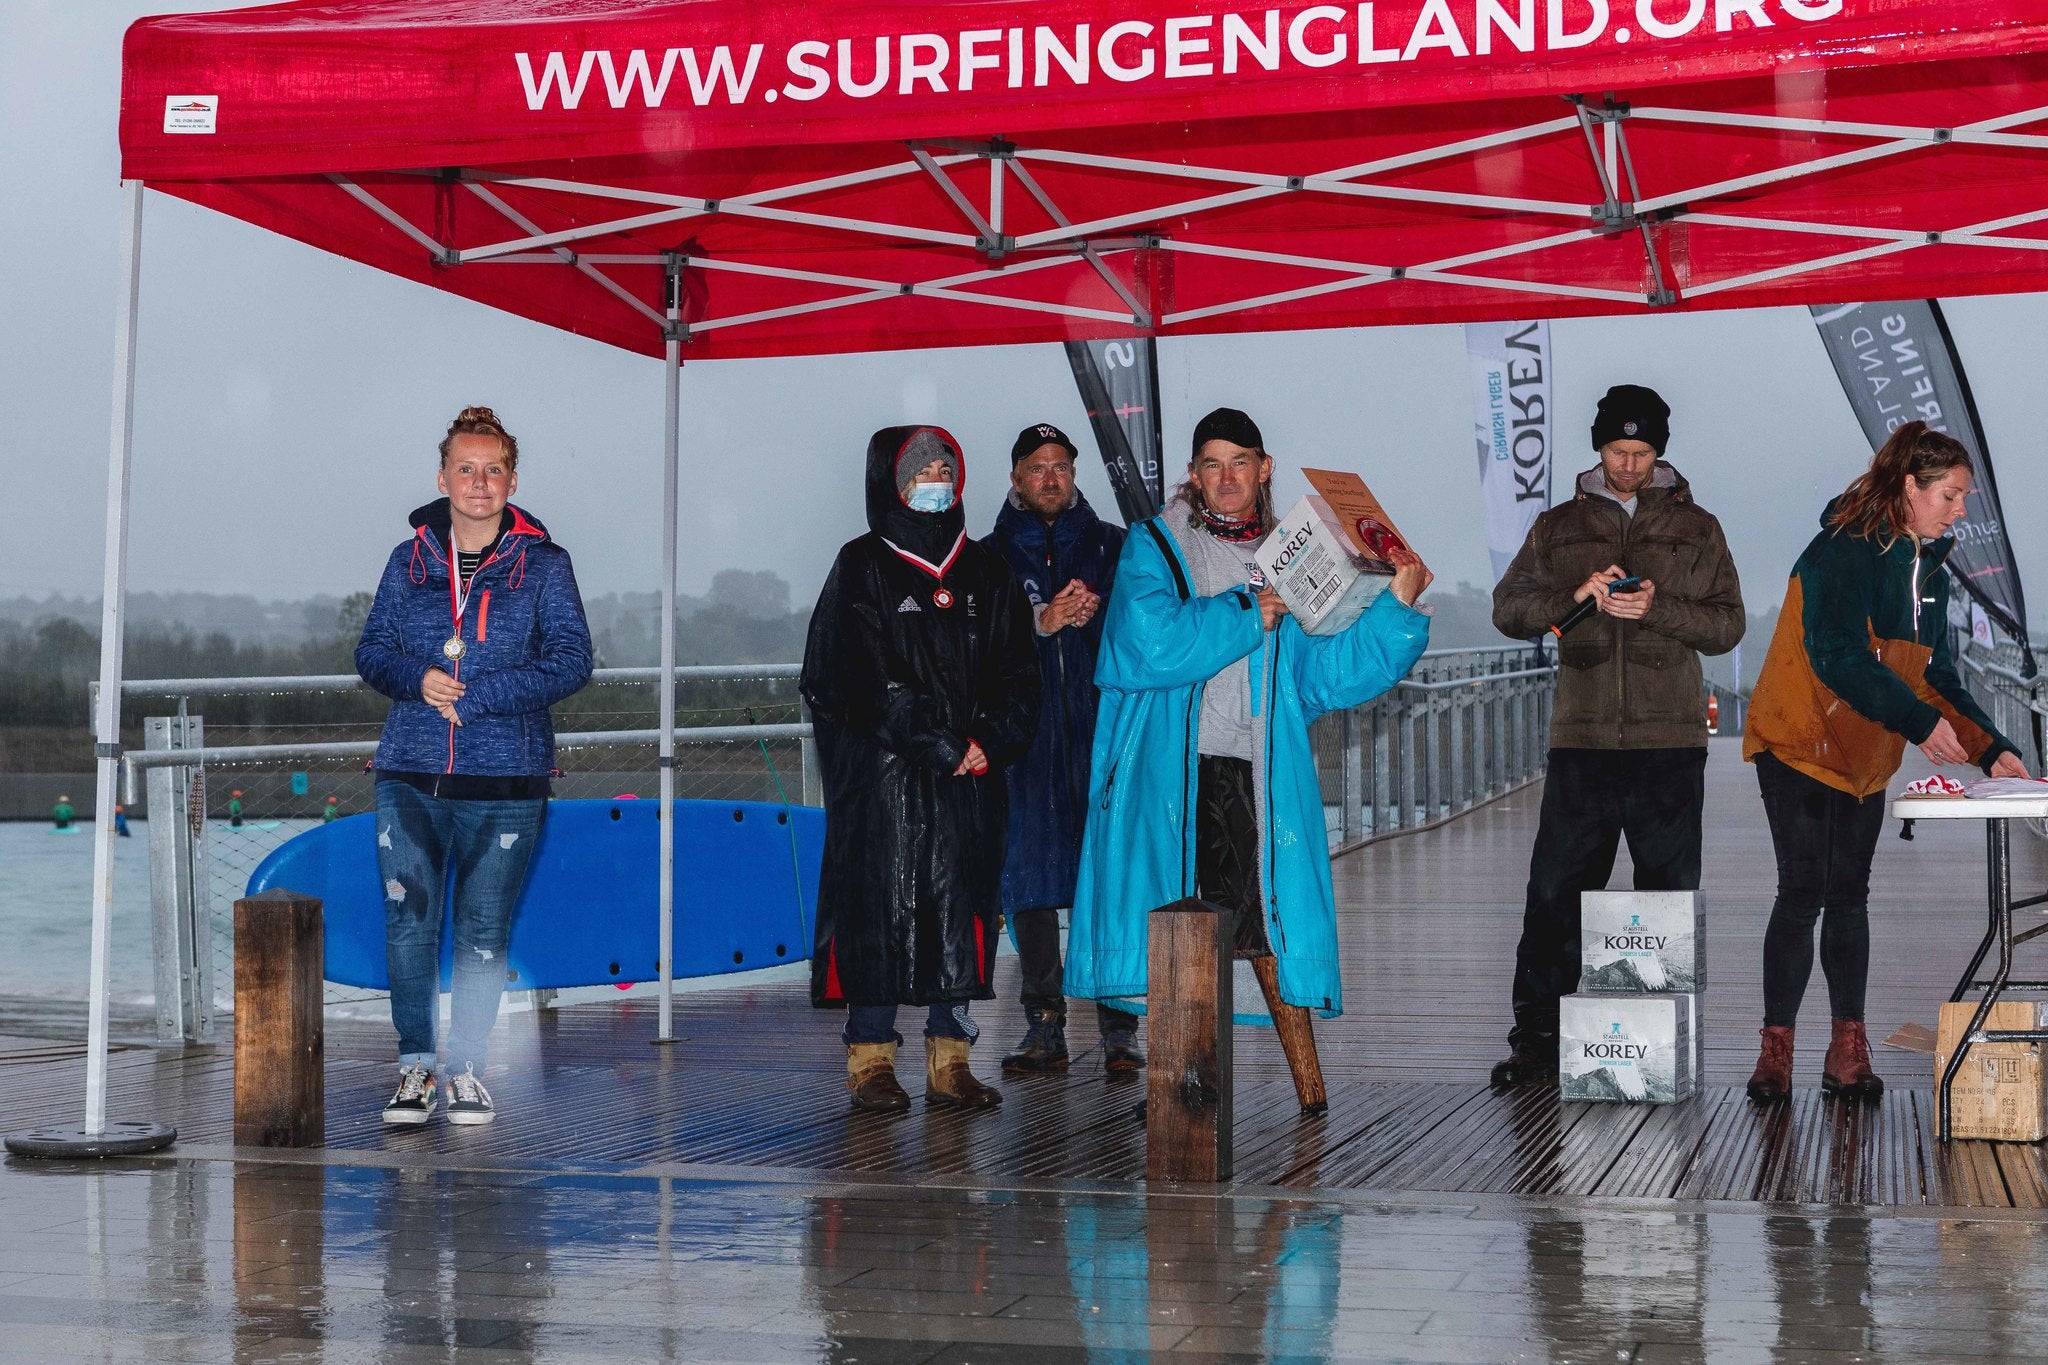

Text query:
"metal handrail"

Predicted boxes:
[[122, 722, 812, 772], [103, 661, 800, 701]]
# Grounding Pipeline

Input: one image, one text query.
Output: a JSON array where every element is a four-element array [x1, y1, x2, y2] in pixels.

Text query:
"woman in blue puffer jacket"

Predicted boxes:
[[355, 406, 593, 1128]]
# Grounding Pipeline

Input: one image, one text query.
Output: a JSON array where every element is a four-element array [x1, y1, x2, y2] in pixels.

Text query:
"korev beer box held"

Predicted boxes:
[[1560, 994, 1698, 1104], [1254, 469, 1413, 636]]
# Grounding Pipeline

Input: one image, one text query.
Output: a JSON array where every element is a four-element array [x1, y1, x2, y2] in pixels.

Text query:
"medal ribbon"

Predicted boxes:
[[445, 535, 499, 657]]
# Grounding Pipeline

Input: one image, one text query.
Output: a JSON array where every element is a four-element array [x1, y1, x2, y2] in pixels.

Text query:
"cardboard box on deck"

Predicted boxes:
[[1934, 1000, 2048, 1142], [1560, 992, 1698, 1104], [1253, 469, 1412, 636], [1580, 891, 1706, 994]]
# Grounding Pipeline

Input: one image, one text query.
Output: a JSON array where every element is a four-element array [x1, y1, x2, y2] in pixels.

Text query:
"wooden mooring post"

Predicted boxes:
[[233, 889, 324, 1147], [1145, 898, 1233, 1182]]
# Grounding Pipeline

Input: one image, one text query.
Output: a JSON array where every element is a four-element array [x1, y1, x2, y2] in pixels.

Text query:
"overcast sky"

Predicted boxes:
[[5, 1, 2046, 643]]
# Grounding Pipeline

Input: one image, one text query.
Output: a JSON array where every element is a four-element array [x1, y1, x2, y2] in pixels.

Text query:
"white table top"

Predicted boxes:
[[1887, 795, 2048, 820]]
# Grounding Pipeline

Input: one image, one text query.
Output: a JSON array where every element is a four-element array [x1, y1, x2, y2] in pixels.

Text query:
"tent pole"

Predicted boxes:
[[656, 260, 681, 1043], [5, 179, 174, 1158]]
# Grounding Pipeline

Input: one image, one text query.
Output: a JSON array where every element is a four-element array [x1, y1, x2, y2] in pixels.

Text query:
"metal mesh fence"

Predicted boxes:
[[167, 674, 806, 1011]]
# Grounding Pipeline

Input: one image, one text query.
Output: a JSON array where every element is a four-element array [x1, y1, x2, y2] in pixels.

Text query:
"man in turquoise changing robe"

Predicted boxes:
[[1066, 407, 1433, 1113]]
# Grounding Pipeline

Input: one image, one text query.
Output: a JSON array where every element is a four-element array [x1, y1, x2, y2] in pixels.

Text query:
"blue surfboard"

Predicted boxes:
[[245, 798, 821, 991]]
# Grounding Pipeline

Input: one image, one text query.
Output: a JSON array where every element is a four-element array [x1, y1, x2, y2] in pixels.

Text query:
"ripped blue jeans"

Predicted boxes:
[[374, 780, 546, 1074]]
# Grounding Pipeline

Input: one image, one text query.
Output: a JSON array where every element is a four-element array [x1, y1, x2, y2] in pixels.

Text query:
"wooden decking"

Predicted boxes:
[[6, 738, 2047, 1208]]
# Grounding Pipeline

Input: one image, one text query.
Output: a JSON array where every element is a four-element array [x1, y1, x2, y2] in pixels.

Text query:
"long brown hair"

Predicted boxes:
[[438, 405, 519, 471], [1827, 420, 1970, 545]]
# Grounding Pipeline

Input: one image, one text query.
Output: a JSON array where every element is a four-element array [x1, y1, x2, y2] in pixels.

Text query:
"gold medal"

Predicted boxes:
[[442, 634, 467, 662]]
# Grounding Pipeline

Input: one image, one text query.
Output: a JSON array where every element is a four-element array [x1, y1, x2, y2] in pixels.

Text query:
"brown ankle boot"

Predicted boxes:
[[1823, 1019, 1883, 1100], [847, 1041, 910, 1113], [925, 1036, 1002, 1109], [1746, 1026, 1795, 1103]]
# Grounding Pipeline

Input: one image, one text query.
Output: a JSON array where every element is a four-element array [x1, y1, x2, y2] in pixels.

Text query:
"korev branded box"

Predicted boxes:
[[1580, 890, 1705, 994], [1255, 494, 1389, 636], [1560, 993, 1697, 1104], [1253, 469, 1414, 637]]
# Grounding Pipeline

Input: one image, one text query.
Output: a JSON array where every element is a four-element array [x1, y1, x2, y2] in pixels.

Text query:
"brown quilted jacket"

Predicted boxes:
[[1493, 463, 1745, 750]]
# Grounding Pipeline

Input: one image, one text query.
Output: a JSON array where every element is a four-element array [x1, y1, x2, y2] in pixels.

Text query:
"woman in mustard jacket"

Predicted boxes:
[[1743, 420, 2028, 1103]]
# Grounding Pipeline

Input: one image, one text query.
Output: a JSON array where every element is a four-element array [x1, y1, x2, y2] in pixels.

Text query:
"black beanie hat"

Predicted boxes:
[[1590, 385, 1670, 455], [1192, 407, 1264, 457], [1009, 423, 1078, 466]]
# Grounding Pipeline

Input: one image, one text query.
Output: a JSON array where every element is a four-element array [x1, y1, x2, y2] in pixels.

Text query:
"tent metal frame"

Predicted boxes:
[[54, 78, 2048, 1140]]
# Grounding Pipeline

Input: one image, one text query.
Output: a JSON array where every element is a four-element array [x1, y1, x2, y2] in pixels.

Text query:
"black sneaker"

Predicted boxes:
[[383, 1064, 437, 1125], [446, 1065, 495, 1125]]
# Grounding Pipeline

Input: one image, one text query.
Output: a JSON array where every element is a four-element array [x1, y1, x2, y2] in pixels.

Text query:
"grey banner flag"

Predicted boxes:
[[1809, 301, 2036, 676], [1064, 338, 1163, 524]]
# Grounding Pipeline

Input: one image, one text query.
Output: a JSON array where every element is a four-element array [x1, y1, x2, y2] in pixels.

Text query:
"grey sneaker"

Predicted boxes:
[[447, 1065, 495, 1125], [383, 1064, 437, 1125]]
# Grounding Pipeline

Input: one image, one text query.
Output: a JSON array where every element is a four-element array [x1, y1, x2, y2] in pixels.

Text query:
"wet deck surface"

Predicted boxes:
[[5, 738, 2048, 1360]]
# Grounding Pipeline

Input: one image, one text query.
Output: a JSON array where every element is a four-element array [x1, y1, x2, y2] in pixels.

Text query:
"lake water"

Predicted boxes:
[[0, 818, 162, 1005], [0, 817, 818, 1020]]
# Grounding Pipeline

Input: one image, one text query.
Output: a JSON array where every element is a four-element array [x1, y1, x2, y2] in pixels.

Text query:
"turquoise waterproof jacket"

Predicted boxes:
[[1066, 513, 1431, 1016]]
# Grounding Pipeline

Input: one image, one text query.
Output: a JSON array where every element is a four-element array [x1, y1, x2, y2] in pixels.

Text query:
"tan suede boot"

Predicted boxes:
[[847, 1041, 910, 1113], [925, 1036, 1002, 1109]]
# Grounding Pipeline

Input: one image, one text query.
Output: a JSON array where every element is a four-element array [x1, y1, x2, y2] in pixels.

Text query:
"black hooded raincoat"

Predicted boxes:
[[801, 427, 1040, 1009]]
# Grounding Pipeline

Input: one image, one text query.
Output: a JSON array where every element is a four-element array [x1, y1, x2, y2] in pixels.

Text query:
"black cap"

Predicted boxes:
[[1010, 423, 1078, 466], [1590, 384, 1671, 455], [1192, 407, 1264, 457]]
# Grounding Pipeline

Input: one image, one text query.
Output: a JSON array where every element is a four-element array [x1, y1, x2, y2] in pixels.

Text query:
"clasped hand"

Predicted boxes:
[[421, 667, 465, 726], [1037, 579, 1100, 633]]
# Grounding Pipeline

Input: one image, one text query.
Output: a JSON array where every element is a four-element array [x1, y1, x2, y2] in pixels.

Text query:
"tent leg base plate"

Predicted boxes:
[[4, 1121, 177, 1159]]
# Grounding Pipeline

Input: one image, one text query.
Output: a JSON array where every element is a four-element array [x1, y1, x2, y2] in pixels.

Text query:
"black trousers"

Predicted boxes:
[[1197, 755, 1269, 957], [1754, 751, 1886, 1027], [1014, 909, 1138, 1032], [1509, 747, 1707, 1052]]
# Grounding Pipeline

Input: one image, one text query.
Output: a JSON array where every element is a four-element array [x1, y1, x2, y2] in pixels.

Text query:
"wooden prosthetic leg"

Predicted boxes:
[[1251, 955, 1328, 1116]]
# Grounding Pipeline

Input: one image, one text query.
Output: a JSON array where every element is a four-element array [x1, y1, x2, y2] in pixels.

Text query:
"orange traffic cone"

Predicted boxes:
[[1706, 693, 1721, 736]]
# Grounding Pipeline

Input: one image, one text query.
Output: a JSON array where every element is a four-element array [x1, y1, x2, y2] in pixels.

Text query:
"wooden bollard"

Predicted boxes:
[[233, 889, 325, 1147], [1145, 897, 1233, 1182]]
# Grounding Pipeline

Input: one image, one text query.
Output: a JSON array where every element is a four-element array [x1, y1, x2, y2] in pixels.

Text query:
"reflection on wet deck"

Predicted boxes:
[[5, 1156, 2048, 1361]]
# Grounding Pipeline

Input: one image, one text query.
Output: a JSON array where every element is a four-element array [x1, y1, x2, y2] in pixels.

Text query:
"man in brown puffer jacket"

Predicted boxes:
[[1489, 385, 1746, 1086]]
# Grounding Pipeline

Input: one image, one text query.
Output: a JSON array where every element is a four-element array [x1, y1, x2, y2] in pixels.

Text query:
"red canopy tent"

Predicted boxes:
[[44, 0, 2048, 1149], [119, 0, 2048, 356]]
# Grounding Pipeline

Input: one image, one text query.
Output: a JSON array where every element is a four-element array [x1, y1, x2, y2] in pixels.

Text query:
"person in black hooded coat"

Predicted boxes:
[[801, 426, 1040, 1113]]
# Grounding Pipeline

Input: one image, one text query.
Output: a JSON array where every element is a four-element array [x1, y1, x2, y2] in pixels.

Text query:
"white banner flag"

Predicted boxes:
[[1466, 321, 1553, 582]]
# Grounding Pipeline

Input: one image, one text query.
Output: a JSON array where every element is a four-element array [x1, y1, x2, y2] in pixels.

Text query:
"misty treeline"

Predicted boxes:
[[0, 571, 1763, 733], [0, 569, 809, 731]]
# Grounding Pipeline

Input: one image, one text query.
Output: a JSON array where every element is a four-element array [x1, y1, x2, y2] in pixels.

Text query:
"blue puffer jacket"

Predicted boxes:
[[356, 500, 594, 776], [1067, 508, 1430, 1016], [985, 490, 1125, 915]]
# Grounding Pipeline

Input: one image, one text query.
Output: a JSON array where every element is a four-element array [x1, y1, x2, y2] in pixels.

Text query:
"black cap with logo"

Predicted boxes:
[[1010, 423, 1079, 466]]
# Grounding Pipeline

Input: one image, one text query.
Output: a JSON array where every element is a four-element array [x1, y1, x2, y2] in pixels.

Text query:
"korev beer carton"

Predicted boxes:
[[1560, 993, 1697, 1104], [1253, 469, 1413, 636], [1579, 891, 1705, 994]]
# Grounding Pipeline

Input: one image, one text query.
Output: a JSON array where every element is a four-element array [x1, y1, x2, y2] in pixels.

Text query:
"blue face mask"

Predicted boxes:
[[906, 482, 956, 513]]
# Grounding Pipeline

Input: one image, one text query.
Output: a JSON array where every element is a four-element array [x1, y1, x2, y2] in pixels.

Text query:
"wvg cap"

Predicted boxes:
[[1009, 423, 1078, 466]]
